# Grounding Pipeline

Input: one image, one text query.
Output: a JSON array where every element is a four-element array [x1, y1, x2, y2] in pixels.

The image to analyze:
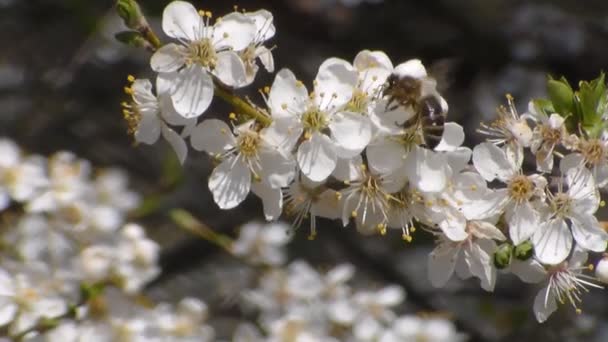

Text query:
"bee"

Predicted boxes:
[[382, 61, 449, 149]]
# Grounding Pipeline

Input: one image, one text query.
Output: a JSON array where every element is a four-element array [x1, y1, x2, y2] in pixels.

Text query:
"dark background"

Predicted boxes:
[[2, 0, 608, 340]]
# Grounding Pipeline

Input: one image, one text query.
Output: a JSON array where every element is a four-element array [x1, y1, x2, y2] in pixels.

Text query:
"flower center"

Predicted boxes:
[[187, 38, 217, 69], [551, 193, 572, 217], [580, 139, 604, 165], [540, 125, 562, 145], [301, 107, 328, 133], [345, 89, 369, 113], [237, 131, 261, 158], [508, 175, 534, 202]]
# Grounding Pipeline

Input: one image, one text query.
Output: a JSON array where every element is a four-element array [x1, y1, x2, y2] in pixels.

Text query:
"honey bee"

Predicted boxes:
[[382, 61, 450, 149]]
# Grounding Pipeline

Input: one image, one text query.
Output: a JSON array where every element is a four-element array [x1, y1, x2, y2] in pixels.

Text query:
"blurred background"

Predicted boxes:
[[2, 0, 608, 341]]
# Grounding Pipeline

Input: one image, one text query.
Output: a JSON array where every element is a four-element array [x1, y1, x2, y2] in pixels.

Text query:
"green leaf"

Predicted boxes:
[[547, 77, 574, 117], [579, 73, 606, 137]]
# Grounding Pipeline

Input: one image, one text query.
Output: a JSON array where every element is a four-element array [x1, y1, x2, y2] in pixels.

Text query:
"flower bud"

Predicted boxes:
[[493, 243, 513, 269], [514, 240, 534, 261], [595, 255, 608, 284], [116, 0, 148, 31], [115, 31, 151, 49]]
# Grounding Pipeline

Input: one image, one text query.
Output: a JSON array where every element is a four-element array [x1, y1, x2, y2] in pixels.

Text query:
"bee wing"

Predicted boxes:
[[427, 58, 460, 93]]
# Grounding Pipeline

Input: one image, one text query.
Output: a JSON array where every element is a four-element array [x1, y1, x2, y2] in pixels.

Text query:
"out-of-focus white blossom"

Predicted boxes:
[[232, 221, 291, 266]]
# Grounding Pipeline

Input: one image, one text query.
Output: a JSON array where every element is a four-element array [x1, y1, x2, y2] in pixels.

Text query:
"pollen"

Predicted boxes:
[[580, 139, 605, 165], [601, 201, 606, 208], [229, 112, 237, 121], [281, 103, 288, 110], [351, 210, 357, 218], [237, 131, 261, 158], [123, 86, 134, 95], [402, 234, 412, 242], [127, 75, 135, 82], [508, 175, 534, 203], [263, 86, 270, 94]]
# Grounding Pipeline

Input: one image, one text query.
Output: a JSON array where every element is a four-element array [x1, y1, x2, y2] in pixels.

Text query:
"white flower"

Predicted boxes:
[[283, 175, 342, 239], [560, 135, 608, 188], [266, 62, 371, 181], [239, 9, 276, 85], [379, 315, 467, 342], [468, 142, 546, 245], [27, 152, 90, 213], [478, 94, 533, 149], [232, 221, 291, 266], [428, 219, 506, 291], [350, 285, 405, 341], [532, 167, 608, 265], [337, 156, 406, 234], [525, 100, 566, 172], [151, 298, 215, 340], [122, 78, 193, 164], [92, 168, 140, 212], [0, 263, 69, 335], [0, 140, 47, 209], [151, 1, 256, 118], [533, 248, 602, 323], [342, 50, 393, 115], [114, 224, 161, 294], [191, 119, 295, 210]]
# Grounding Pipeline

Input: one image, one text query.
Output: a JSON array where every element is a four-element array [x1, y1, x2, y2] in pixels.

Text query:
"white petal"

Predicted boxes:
[[0, 300, 16, 326], [208, 156, 251, 209], [329, 112, 372, 157], [268, 69, 308, 118], [159, 94, 190, 126], [509, 259, 546, 283], [212, 12, 256, 51], [438, 212, 468, 242], [366, 138, 406, 175], [161, 124, 188, 165], [533, 286, 558, 323], [445, 147, 472, 174], [434, 122, 465, 151], [162, 1, 202, 41], [257, 148, 296, 188], [297, 132, 337, 182], [354, 50, 393, 72], [404, 147, 447, 193], [428, 243, 459, 287], [593, 162, 608, 188], [393, 59, 427, 79], [261, 117, 303, 153], [472, 142, 516, 182], [571, 214, 608, 252], [251, 181, 282, 221], [532, 219, 572, 265], [312, 189, 342, 220], [567, 168, 599, 214], [473, 221, 506, 241], [190, 119, 236, 154], [560, 153, 585, 174], [461, 189, 509, 220], [467, 239, 497, 291], [256, 46, 274, 73], [134, 113, 161, 145], [247, 9, 275, 40], [213, 51, 248, 87], [150, 43, 185, 73], [314, 58, 357, 109], [506, 201, 538, 245], [170, 66, 214, 118], [376, 286, 405, 306], [332, 155, 363, 182]]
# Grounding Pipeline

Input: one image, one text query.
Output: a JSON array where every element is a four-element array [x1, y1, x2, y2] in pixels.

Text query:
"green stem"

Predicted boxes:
[[141, 26, 161, 50], [214, 85, 272, 126], [169, 209, 234, 252]]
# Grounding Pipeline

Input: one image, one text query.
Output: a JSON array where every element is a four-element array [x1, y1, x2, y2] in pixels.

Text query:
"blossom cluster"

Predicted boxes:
[[0, 138, 222, 341], [231, 221, 467, 342], [122, 0, 608, 323]]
